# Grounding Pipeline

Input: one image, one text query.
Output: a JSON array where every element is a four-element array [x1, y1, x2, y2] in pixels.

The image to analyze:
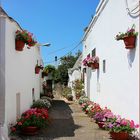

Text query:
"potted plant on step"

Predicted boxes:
[[115, 24, 138, 49], [10, 108, 49, 135], [104, 116, 139, 140]]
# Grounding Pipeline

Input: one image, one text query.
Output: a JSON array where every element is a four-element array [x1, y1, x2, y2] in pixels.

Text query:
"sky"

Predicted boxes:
[[1, 0, 100, 66]]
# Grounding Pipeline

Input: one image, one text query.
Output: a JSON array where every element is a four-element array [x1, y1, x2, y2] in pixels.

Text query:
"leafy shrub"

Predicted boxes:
[[61, 87, 72, 98], [31, 99, 51, 109], [78, 96, 89, 105], [73, 79, 84, 97]]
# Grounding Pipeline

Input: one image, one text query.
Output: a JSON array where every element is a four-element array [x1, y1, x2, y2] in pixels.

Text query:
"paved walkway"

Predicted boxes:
[[11, 99, 110, 140]]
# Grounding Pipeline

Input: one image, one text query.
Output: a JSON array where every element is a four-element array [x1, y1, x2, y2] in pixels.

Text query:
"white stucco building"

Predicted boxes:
[[0, 7, 43, 139], [68, 55, 82, 100], [82, 0, 139, 126]]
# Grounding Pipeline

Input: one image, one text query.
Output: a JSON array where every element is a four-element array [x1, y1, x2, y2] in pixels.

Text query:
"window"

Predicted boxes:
[[16, 93, 20, 118], [32, 88, 35, 102], [103, 60, 106, 73], [92, 48, 96, 57]]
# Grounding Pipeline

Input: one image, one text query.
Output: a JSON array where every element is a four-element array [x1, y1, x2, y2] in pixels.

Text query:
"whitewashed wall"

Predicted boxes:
[[1, 17, 42, 133], [83, 0, 139, 124]]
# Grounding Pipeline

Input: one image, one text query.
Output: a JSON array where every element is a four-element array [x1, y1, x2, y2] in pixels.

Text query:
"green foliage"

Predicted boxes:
[[78, 96, 89, 105], [31, 99, 51, 109], [55, 51, 81, 85], [43, 65, 56, 74], [73, 79, 84, 97], [61, 86, 72, 98]]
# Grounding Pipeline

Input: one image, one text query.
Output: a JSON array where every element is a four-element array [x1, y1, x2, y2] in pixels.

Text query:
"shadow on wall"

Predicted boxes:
[[127, 40, 137, 68]]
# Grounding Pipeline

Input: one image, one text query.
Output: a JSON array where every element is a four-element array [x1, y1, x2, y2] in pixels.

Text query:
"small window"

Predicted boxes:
[[32, 88, 35, 102], [85, 45, 87, 48], [83, 68, 86, 73], [16, 93, 20, 118], [92, 48, 96, 57], [103, 60, 106, 73]]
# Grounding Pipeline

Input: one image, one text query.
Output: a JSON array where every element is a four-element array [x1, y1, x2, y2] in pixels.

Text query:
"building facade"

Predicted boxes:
[[82, 0, 139, 126], [0, 7, 43, 138]]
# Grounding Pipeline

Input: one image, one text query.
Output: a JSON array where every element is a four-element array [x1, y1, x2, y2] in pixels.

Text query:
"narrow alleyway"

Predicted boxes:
[[12, 98, 110, 140]]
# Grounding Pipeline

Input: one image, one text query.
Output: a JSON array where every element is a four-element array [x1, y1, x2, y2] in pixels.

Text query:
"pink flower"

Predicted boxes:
[[130, 120, 135, 128], [17, 122, 22, 126], [135, 124, 139, 128], [10, 127, 16, 132]]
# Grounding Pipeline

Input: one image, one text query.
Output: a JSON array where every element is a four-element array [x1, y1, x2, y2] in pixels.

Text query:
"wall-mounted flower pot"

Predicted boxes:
[[123, 36, 136, 49], [110, 132, 129, 140], [35, 66, 40, 74], [15, 40, 25, 51], [91, 62, 99, 69]]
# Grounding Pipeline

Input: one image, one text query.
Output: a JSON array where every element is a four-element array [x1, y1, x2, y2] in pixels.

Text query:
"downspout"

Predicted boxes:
[[0, 14, 9, 140]]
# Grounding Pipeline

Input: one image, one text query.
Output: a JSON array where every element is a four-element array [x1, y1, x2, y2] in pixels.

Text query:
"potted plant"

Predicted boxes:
[[78, 96, 89, 105], [10, 108, 49, 135], [15, 30, 37, 51], [31, 99, 51, 109], [115, 24, 138, 49], [93, 107, 113, 129], [35, 64, 40, 74], [104, 116, 139, 140], [82, 56, 99, 69]]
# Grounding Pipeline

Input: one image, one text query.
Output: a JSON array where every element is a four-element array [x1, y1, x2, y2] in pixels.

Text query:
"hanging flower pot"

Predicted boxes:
[[123, 36, 136, 49], [21, 126, 38, 135], [35, 66, 40, 74], [110, 132, 129, 140], [15, 39, 25, 51], [91, 62, 99, 69]]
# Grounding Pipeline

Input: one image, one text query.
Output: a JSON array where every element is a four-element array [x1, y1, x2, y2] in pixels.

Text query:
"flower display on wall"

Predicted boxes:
[[15, 30, 37, 47]]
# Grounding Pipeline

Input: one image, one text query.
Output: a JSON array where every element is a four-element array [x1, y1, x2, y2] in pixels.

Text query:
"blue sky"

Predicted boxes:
[[2, 0, 100, 66]]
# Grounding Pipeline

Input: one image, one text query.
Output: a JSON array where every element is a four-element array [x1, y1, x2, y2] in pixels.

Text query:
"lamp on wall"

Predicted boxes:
[[35, 43, 51, 47]]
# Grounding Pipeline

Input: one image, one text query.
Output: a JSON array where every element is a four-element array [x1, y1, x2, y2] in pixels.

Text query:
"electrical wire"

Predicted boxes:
[[125, 0, 140, 16], [43, 40, 82, 64]]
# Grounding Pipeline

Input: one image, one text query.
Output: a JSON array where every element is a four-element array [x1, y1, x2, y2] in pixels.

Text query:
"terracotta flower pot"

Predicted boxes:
[[21, 126, 38, 135], [123, 36, 136, 49], [91, 63, 99, 69], [15, 40, 25, 51], [35, 67, 40, 74], [97, 122, 104, 129], [110, 131, 129, 140]]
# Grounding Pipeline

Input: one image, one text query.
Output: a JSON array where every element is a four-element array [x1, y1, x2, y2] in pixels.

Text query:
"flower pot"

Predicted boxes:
[[110, 132, 129, 140], [97, 122, 104, 129], [15, 40, 25, 51], [35, 67, 40, 74], [123, 36, 136, 49], [21, 126, 38, 135], [91, 63, 99, 69]]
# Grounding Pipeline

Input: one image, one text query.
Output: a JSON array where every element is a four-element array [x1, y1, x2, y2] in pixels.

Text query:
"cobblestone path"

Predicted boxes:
[[11, 99, 110, 140]]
